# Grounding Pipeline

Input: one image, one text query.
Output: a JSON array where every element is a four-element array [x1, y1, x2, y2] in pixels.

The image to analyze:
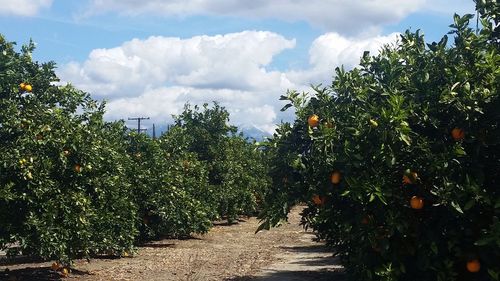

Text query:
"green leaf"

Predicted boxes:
[[369, 194, 376, 202], [451, 201, 464, 214], [464, 200, 475, 210], [280, 103, 293, 112], [340, 190, 350, 196], [431, 243, 438, 255], [400, 133, 411, 146]]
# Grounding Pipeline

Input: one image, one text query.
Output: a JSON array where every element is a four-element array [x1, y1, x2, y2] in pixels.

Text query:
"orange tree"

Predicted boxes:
[[259, 2, 499, 281], [169, 103, 270, 222], [126, 132, 212, 240], [0, 36, 136, 265]]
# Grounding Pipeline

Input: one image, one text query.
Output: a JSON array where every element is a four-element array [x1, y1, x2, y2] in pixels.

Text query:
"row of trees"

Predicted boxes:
[[259, 2, 499, 281], [0, 35, 270, 266]]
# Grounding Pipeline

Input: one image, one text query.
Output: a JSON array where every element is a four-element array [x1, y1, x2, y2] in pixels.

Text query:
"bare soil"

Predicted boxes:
[[0, 206, 344, 281]]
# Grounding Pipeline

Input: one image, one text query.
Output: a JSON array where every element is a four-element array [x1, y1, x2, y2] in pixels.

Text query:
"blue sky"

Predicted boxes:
[[0, 0, 476, 133]]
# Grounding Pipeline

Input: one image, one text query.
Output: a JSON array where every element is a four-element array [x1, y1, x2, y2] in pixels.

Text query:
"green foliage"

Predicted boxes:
[[260, 5, 499, 281], [0, 35, 270, 267], [0, 36, 136, 264], [168, 103, 271, 222], [127, 132, 212, 240]]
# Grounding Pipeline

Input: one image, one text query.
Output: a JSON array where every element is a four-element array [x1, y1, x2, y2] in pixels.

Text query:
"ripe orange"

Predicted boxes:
[[74, 164, 82, 173], [402, 175, 411, 184], [410, 196, 424, 209], [61, 267, 69, 277], [19, 82, 26, 90], [466, 259, 480, 273], [451, 128, 465, 141], [308, 114, 320, 127], [24, 84, 32, 92], [312, 195, 325, 206], [330, 171, 342, 184]]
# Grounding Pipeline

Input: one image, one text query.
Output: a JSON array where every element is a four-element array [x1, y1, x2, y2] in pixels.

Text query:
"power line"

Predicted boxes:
[[128, 117, 150, 134]]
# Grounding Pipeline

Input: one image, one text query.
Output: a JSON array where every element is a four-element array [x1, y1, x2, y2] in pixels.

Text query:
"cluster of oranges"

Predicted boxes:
[[19, 82, 33, 92], [308, 114, 342, 206], [51, 262, 70, 277], [402, 171, 424, 210], [311, 171, 342, 206], [307, 114, 481, 273]]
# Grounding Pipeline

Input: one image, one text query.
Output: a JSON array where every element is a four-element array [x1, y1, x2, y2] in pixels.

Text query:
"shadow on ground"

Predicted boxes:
[[225, 244, 345, 281], [0, 267, 92, 281], [226, 270, 345, 281]]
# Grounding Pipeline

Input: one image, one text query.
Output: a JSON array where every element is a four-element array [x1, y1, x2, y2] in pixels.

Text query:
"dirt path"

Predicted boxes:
[[0, 206, 344, 281]]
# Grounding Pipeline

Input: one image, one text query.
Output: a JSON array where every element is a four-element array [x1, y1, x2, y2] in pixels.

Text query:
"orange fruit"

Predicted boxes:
[[466, 259, 481, 273], [19, 82, 26, 90], [330, 171, 342, 184], [308, 114, 320, 127], [451, 128, 465, 141], [74, 164, 82, 173], [51, 262, 59, 271], [312, 195, 325, 206], [410, 196, 424, 209], [61, 267, 69, 277], [24, 84, 32, 92], [402, 175, 411, 184]]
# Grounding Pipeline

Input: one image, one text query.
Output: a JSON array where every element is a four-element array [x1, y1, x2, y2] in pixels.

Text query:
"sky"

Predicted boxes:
[[0, 0, 476, 135]]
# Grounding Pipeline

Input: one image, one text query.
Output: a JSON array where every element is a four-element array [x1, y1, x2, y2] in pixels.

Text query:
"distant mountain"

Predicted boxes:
[[239, 126, 272, 141], [126, 123, 272, 141]]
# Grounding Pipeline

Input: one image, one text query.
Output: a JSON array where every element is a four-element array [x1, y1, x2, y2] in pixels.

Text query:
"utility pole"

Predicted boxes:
[[128, 117, 150, 134]]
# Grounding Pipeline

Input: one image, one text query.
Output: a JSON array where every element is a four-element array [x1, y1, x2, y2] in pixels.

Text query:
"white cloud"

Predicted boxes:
[[59, 31, 295, 99], [0, 0, 52, 16], [84, 0, 425, 34], [287, 32, 400, 86], [104, 86, 280, 134], [59, 30, 399, 135]]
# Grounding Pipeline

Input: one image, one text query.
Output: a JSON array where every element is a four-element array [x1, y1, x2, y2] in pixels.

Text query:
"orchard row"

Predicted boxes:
[[259, 6, 499, 281], [0, 36, 270, 268]]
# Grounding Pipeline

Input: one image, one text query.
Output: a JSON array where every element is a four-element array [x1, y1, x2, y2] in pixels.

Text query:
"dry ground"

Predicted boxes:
[[0, 206, 344, 281]]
